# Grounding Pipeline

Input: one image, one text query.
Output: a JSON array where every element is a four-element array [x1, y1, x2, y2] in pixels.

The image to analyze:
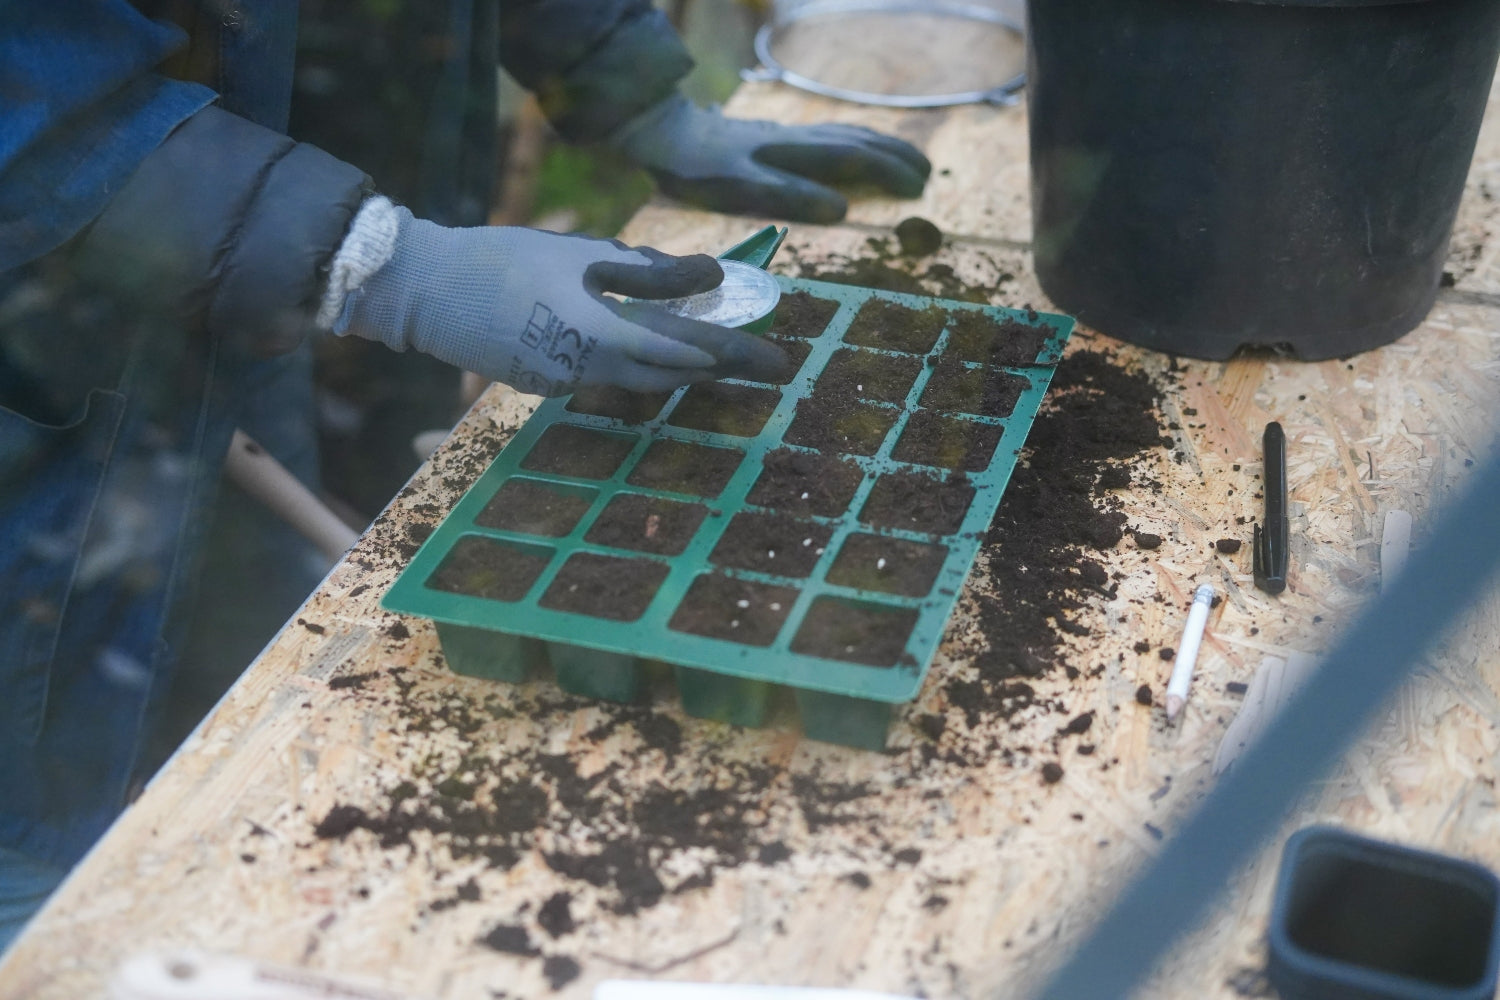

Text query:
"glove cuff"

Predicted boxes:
[[607, 93, 694, 158], [316, 196, 401, 329]]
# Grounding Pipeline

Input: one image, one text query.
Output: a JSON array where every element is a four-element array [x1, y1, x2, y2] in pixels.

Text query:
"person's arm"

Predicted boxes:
[[492, 0, 932, 223], [2, 3, 782, 393]]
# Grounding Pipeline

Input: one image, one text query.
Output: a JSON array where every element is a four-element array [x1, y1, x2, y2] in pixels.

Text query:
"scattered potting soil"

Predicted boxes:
[[583, 493, 707, 556], [666, 382, 781, 437], [920, 362, 1029, 418], [427, 536, 551, 603], [891, 410, 1003, 472], [817, 348, 922, 404], [894, 216, 943, 258], [790, 597, 918, 668], [538, 552, 669, 621], [769, 291, 840, 338], [826, 533, 946, 598], [843, 300, 947, 354], [709, 512, 832, 578], [783, 390, 898, 456], [669, 573, 800, 646], [565, 386, 673, 423], [1215, 538, 1242, 554], [860, 470, 975, 535], [537, 891, 576, 938], [521, 424, 637, 480], [625, 439, 743, 498], [475, 478, 594, 537], [964, 349, 1172, 692], [746, 449, 865, 517], [945, 311, 1052, 368]]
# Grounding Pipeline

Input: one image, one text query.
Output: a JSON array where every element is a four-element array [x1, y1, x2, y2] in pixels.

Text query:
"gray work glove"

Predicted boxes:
[[611, 95, 931, 224], [335, 206, 788, 396]]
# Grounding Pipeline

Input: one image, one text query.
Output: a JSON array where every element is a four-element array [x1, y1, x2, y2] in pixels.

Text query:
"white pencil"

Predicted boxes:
[[1165, 583, 1215, 720]]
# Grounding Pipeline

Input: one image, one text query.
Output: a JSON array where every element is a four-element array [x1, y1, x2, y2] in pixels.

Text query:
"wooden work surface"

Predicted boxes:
[[8, 41, 1500, 1000]]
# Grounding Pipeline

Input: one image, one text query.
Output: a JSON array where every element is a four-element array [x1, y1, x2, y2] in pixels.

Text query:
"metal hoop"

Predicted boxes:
[[742, 0, 1026, 109]]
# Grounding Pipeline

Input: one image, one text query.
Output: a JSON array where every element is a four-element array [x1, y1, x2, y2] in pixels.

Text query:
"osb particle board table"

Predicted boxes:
[[7, 59, 1500, 1000]]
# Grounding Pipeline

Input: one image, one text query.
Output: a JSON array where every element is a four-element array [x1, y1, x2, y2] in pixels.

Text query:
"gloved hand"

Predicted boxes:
[[335, 206, 788, 396], [611, 95, 931, 224]]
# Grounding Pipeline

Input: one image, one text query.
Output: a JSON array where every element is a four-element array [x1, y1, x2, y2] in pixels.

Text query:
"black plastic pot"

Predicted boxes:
[[1027, 0, 1500, 360], [1269, 826, 1500, 1000]]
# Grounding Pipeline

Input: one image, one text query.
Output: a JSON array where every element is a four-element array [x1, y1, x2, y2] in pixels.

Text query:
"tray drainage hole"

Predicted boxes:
[[668, 574, 800, 646], [475, 478, 596, 537], [790, 597, 919, 668], [520, 424, 638, 480], [539, 552, 669, 622], [827, 533, 947, 598], [426, 535, 554, 603]]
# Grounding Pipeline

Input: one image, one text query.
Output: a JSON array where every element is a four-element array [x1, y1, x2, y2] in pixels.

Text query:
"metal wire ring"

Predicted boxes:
[[743, 0, 1025, 109]]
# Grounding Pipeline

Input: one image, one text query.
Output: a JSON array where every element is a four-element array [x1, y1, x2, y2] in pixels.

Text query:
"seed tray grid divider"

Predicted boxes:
[[384, 277, 1073, 747]]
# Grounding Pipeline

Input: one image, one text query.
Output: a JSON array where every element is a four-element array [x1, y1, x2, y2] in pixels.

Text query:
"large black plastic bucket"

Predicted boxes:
[[1027, 0, 1500, 360]]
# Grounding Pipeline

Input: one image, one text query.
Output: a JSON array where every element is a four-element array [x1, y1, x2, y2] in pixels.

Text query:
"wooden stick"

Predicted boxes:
[[224, 429, 360, 562]]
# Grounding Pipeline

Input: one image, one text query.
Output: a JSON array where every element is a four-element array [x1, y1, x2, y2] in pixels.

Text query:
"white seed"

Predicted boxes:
[[877, 557, 887, 570], [768, 550, 776, 559], [856, 384, 864, 392], [802, 538, 812, 547], [769, 602, 782, 611], [731, 620, 740, 628], [800, 491, 809, 500], [815, 547, 825, 555], [736, 599, 750, 609]]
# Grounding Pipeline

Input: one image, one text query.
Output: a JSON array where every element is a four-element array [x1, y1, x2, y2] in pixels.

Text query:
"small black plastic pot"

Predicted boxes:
[[1027, 0, 1500, 360], [1268, 826, 1500, 1000]]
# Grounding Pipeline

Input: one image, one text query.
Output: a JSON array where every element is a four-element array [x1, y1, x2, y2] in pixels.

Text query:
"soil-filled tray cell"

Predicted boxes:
[[668, 573, 800, 646], [564, 386, 674, 423], [890, 410, 1004, 472], [709, 512, 833, 578], [520, 424, 638, 480], [539, 552, 668, 622], [770, 291, 841, 338], [583, 493, 708, 556], [944, 311, 1053, 367], [783, 392, 899, 456], [761, 336, 814, 385], [817, 349, 921, 404], [746, 449, 865, 518], [842, 300, 947, 355], [826, 533, 947, 598], [624, 440, 742, 497], [790, 597, 919, 668], [919, 363, 1030, 418], [860, 470, 976, 535], [475, 478, 596, 537], [666, 382, 782, 437], [427, 535, 553, 603]]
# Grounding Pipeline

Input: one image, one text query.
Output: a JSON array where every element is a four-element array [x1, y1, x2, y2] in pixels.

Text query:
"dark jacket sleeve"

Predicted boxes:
[[69, 106, 372, 359], [498, 0, 694, 143]]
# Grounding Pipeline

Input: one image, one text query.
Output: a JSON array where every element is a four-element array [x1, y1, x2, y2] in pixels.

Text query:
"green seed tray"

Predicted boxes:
[[383, 277, 1073, 749]]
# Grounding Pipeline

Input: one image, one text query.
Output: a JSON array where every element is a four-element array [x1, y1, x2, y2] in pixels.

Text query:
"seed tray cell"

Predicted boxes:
[[384, 276, 1072, 750]]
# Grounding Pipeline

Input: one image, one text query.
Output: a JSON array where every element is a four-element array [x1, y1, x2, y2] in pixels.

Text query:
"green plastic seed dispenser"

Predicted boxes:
[[383, 226, 1074, 749]]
